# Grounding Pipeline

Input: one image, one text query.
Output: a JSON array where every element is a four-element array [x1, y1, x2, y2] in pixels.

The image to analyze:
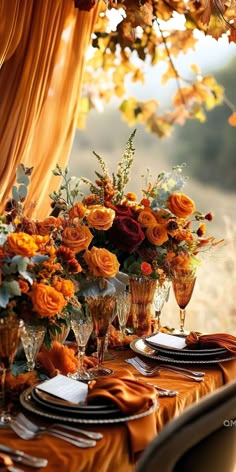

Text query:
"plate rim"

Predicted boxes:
[[130, 338, 236, 365], [33, 387, 114, 412], [144, 336, 227, 357], [20, 387, 159, 424]]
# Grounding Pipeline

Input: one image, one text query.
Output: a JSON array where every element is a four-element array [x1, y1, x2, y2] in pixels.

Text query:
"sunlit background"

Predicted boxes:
[[69, 28, 236, 336]]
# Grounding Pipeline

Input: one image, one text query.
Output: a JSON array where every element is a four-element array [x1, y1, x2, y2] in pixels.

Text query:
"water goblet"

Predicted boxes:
[[86, 294, 116, 378], [0, 317, 23, 424], [172, 270, 196, 335], [20, 322, 46, 372], [68, 310, 93, 381], [116, 291, 131, 349], [152, 278, 170, 333]]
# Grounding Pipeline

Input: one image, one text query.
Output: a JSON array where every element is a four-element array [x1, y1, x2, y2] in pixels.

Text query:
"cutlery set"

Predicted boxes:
[[125, 356, 205, 382], [10, 413, 103, 449]]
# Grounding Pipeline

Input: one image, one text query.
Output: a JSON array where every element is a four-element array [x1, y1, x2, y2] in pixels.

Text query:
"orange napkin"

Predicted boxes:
[[186, 332, 236, 355], [186, 332, 236, 383], [87, 368, 158, 461]]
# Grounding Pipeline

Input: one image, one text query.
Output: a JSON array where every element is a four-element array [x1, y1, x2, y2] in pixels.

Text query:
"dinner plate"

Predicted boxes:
[[31, 387, 119, 417], [130, 338, 236, 365], [144, 335, 227, 359], [20, 387, 159, 425]]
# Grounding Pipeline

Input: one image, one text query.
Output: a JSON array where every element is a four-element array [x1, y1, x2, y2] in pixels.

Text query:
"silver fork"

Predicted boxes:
[[132, 356, 205, 377], [125, 357, 204, 382], [16, 413, 103, 440], [10, 420, 96, 448]]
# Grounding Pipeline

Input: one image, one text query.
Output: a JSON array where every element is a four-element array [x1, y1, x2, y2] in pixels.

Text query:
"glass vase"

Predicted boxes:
[[128, 276, 157, 336]]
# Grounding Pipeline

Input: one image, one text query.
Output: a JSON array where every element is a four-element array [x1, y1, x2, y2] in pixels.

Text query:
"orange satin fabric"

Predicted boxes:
[[0, 0, 99, 219], [186, 332, 236, 355], [0, 349, 234, 472], [87, 368, 158, 460]]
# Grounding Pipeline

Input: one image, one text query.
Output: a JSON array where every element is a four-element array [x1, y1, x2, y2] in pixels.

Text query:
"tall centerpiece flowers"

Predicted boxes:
[[48, 130, 222, 336]]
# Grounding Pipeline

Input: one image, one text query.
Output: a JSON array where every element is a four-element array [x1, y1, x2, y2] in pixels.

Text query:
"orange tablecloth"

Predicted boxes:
[[1, 349, 231, 472]]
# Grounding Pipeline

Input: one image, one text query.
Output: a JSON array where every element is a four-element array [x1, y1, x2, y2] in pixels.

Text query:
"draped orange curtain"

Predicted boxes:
[[0, 0, 99, 219]]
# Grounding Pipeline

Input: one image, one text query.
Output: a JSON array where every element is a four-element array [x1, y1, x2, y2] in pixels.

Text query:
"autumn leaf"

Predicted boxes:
[[228, 112, 236, 126]]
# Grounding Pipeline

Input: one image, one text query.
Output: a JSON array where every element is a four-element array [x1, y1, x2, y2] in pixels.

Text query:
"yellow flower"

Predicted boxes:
[[87, 206, 115, 231], [7, 232, 38, 257]]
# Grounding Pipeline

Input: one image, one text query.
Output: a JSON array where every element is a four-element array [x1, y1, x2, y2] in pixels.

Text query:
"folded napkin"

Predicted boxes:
[[186, 332, 236, 383], [87, 368, 158, 461], [186, 332, 236, 355]]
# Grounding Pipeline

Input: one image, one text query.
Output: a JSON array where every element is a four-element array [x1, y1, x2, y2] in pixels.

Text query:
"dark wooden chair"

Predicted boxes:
[[136, 379, 236, 472]]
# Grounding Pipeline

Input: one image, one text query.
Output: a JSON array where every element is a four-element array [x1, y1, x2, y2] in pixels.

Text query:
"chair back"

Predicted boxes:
[[136, 379, 236, 472]]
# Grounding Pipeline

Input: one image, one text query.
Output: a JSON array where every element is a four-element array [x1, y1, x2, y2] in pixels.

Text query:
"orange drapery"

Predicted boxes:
[[0, 0, 99, 219]]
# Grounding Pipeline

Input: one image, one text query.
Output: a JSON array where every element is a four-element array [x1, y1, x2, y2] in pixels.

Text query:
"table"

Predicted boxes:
[[1, 349, 228, 472]]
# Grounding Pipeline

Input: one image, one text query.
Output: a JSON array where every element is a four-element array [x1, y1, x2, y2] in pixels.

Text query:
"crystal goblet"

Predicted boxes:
[[20, 322, 46, 371], [0, 316, 23, 424], [116, 291, 131, 349], [172, 270, 196, 335], [68, 310, 93, 381], [86, 294, 116, 378], [152, 279, 170, 333]]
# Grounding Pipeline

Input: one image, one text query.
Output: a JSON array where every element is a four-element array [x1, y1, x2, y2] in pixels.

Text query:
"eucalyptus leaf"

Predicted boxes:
[[12, 185, 19, 202], [0, 285, 10, 308], [18, 184, 28, 199]]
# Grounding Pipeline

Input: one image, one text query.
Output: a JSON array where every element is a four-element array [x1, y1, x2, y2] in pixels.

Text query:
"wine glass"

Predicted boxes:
[[86, 294, 116, 378], [20, 322, 46, 371], [152, 279, 170, 333], [0, 317, 23, 424], [116, 291, 131, 349], [68, 309, 93, 381], [172, 270, 196, 335]]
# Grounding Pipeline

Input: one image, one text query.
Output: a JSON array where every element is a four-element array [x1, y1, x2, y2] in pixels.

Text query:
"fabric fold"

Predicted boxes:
[[87, 368, 158, 461], [186, 332, 236, 355]]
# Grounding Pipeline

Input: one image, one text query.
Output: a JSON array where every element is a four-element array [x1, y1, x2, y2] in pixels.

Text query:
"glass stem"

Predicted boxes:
[[155, 311, 161, 330], [77, 346, 86, 374], [179, 309, 186, 333], [97, 337, 105, 367], [1, 368, 6, 411], [120, 325, 126, 345]]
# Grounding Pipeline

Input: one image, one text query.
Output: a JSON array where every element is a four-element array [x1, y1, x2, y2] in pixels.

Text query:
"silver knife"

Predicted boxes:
[[0, 444, 48, 468]]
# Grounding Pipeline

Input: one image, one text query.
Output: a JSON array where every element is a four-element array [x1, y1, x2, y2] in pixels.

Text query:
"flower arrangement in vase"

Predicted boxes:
[[48, 130, 222, 335]]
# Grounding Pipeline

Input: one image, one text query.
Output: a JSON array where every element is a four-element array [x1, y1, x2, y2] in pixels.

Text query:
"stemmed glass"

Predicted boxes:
[[0, 317, 23, 424], [20, 322, 46, 371], [116, 291, 131, 349], [86, 294, 116, 378], [171, 270, 196, 335], [152, 279, 170, 333], [68, 309, 93, 381]]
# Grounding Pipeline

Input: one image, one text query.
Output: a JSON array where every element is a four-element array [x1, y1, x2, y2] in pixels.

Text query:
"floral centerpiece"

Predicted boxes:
[[48, 130, 223, 335]]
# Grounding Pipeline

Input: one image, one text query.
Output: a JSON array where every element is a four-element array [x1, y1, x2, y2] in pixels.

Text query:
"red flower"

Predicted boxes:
[[141, 262, 153, 275], [107, 216, 145, 253]]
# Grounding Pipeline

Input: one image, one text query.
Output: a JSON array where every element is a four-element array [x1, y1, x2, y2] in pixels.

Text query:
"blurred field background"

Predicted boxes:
[[68, 55, 236, 336]]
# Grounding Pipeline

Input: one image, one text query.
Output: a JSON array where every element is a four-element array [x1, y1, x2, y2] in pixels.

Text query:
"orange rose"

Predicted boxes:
[[83, 246, 120, 278], [37, 217, 62, 236], [146, 224, 169, 246], [167, 193, 195, 218], [7, 232, 38, 257], [141, 262, 153, 275], [126, 192, 137, 201], [87, 206, 115, 231], [69, 202, 87, 220], [18, 279, 30, 293], [168, 253, 192, 272], [30, 283, 66, 318], [62, 224, 93, 253], [138, 210, 157, 227], [52, 276, 75, 298]]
